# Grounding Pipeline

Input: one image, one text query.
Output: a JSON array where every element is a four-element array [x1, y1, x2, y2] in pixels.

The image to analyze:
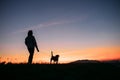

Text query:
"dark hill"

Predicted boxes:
[[0, 62, 120, 80], [68, 59, 101, 64]]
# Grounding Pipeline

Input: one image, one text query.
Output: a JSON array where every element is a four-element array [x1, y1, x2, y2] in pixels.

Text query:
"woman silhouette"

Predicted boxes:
[[25, 30, 39, 64]]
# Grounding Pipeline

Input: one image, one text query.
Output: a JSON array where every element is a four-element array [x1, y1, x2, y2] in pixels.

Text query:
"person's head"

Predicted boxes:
[[28, 30, 33, 36]]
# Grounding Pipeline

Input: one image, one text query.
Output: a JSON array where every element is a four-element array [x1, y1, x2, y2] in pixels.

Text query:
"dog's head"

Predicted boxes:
[[55, 55, 59, 58]]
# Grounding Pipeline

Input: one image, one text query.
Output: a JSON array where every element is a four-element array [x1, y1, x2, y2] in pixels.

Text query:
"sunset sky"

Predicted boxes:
[[0, 0, 120, 63]]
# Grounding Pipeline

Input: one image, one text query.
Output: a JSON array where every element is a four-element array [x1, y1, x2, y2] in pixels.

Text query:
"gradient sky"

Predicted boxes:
[[0, 0, 120, 63]]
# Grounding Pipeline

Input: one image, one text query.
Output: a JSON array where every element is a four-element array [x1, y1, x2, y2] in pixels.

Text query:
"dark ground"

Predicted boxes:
[[0, 62, 120, 80]]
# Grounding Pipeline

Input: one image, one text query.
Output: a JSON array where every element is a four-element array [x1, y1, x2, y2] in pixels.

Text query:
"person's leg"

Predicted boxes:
[[28, 53, 33, 64], [28, 48, 34, 64]]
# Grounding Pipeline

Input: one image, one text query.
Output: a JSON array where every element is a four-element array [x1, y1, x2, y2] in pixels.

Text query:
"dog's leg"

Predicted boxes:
[[50, 59, 52, 64], [56, 61, 58, 64]]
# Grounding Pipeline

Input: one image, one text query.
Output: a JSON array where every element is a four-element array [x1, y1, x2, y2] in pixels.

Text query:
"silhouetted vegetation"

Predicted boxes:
[[0, 60, 120, 80]]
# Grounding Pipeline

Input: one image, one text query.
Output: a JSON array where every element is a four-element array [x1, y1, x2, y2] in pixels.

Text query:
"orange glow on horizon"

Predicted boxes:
[[0, 46, 120, 64]]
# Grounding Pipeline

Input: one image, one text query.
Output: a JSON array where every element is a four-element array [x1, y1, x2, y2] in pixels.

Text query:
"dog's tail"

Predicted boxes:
[[51, 51, 53, 57]]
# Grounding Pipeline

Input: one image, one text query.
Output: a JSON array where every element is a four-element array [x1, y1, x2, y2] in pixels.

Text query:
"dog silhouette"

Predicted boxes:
[[50, 51, 59, 64]]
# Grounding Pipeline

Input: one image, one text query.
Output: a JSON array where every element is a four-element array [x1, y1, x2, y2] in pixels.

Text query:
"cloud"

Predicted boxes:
[[12, 15, 88, 34], [12, 20, 71, 34]]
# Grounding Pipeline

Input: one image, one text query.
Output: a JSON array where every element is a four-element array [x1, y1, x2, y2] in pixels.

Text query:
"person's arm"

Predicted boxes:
[[33, 36, 39, 52], [36, 44, 39, 52]]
